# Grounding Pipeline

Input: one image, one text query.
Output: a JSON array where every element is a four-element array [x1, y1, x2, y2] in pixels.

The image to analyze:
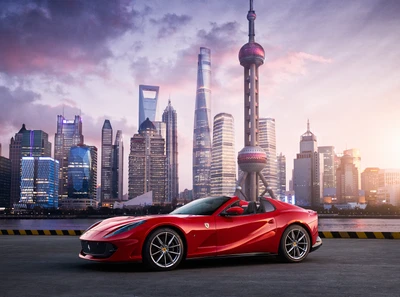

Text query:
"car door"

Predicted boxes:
[[182, 215, 217, 258], [215, 209, 277, 256]]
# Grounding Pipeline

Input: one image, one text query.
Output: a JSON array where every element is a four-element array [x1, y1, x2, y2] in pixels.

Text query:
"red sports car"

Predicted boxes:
[[79, 196, 322, 271]]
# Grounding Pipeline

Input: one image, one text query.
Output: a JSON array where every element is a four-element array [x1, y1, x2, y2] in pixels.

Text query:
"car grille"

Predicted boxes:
[[81, 241, 117, 258]]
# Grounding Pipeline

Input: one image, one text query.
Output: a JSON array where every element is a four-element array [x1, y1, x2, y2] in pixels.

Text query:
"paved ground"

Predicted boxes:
[[0, 237, 398, 297]]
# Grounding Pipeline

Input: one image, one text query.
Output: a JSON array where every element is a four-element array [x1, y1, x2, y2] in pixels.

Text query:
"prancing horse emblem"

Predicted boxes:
[[204, 223, 209, 229]]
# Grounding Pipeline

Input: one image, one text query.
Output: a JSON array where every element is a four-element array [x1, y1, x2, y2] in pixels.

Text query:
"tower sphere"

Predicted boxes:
[[239, 42, 265, 67], [247, 11, 256, 21], [237, 146, 267, 173]]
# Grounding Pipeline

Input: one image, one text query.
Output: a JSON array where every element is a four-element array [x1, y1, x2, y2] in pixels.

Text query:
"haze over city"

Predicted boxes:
[[0, 0, 399, 193]]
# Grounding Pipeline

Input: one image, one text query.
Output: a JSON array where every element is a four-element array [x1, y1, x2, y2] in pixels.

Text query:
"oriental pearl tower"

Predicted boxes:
[[236, 0, 276, 201]]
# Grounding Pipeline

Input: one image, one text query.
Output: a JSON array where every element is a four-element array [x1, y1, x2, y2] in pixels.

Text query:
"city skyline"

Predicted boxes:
[[0, 0, 399, 193]]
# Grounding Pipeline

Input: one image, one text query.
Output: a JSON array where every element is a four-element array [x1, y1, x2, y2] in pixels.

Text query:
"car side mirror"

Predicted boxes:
[[224, 206, 244, 216]]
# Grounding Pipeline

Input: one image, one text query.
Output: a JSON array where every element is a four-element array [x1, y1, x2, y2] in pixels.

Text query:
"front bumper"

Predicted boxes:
[[310, 236, 322, 252]]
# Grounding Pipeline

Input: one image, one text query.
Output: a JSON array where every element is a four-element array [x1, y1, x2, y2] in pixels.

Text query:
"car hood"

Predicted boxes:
[[89, 214, 192, 232]]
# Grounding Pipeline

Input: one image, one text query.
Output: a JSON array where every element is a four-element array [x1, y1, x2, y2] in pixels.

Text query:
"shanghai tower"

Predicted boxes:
[[192, 47, 212, 199]]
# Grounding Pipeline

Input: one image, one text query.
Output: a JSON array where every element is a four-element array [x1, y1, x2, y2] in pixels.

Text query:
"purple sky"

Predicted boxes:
[[1, 0, 399, 193]]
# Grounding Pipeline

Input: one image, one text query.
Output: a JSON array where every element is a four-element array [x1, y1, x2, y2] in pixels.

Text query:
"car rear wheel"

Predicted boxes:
[[143, 228, 184, 271], [279, 224, 310, 263]]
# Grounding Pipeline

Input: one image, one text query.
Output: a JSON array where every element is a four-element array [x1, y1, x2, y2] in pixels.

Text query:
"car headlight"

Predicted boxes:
[[104, 220, 146, 238], [83, 220, 103, 233]]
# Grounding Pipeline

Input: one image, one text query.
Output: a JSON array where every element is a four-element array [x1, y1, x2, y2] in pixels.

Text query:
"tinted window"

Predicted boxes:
[[170, 196, 231, 215]]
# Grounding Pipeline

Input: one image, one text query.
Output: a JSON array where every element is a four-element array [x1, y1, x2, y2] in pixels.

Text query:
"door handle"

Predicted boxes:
[[267, 219, 274, 224]]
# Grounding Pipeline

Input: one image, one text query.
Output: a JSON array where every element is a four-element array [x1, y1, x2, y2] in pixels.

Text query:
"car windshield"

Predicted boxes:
[[170, 196, 231, 215]]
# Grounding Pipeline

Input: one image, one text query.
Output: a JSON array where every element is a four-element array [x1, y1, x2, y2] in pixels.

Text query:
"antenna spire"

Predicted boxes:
[[247, 0, 256, 42], [307, 119, 310, 132]]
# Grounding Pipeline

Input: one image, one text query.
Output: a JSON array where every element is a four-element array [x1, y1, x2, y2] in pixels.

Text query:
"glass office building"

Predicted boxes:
[[19, 157, 59, 209], [67, 145, 97, 200], [54, 115, 84, 200]]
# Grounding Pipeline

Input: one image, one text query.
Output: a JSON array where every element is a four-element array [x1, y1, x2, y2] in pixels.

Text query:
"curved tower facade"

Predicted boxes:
[[192, 47, 212, 200], [236, 0, 275, 201]]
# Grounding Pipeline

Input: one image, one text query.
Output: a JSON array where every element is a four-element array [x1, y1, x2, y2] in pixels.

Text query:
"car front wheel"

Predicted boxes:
[[142, 228, 184, 271], [279, 224, 310, 263]]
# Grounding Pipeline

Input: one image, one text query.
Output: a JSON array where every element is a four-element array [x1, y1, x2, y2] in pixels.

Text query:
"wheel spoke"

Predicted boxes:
[[151, 243, 161, 249], [167, 252, 174, 262], [169, 244, 180, 248], [164, 253, 167, 266], [298, 234, 305, 242], [287, 246, 294, 253], [156, 253, 164, 263], [152, 250, 162, 256], [168, 235, 176, 246], [156, 236, 163, 246], [168, 250, 180, 255]]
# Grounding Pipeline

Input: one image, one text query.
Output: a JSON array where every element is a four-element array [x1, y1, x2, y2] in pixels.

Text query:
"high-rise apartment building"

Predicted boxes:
[[19, 157, 59, 209], [101, 120, 113, 202], [277, 153, 286, 201], [210, 113, 236, 196], [138, 85, 159, 127], [0, 156, 11, 208], [112, 130, 124, 201], [293, 121, 322, 207], [162, 100, 179, 202], [129, 118, 166, 204], [54, 115, 84, 200], [259, 118, 278, 197], [318, 146, 336, 195], [361, 167, 380, 204], [193, 47, 212, 199], [67, 145, 97, 200], [336, 154, 359, 203]]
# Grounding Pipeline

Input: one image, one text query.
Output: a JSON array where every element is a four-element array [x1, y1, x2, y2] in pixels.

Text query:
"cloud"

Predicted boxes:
[[0, 0, 141, 78], [150, 13, 192, 39]]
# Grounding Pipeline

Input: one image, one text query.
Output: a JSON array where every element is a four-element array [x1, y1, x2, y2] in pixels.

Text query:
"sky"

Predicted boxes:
[[0, 0, 399, 194]]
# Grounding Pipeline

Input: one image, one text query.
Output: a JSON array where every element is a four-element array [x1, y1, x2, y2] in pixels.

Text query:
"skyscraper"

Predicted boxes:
[[336, 154, 359, 203], [162, 100, 179, 202], [54, 115, 84, 200], [19, 157, 59, 209], [259, 118, 278, 197], [210, 113, 236, 196], [192, 47, 212, 200], [318, 146, 336, 194], [0, 156, 11, 208], [9, 125, 52, 207], [101, 120, 113, 202], [277, 153, 286, 201], [138, 85, 159, 127], [9, 124, 26, 206], [293, 121, 323, 207], [112, 130, 124, 201], [67, 145, 97, 200], [129, 118, 166, 204], [343, 148, 361, 190]]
